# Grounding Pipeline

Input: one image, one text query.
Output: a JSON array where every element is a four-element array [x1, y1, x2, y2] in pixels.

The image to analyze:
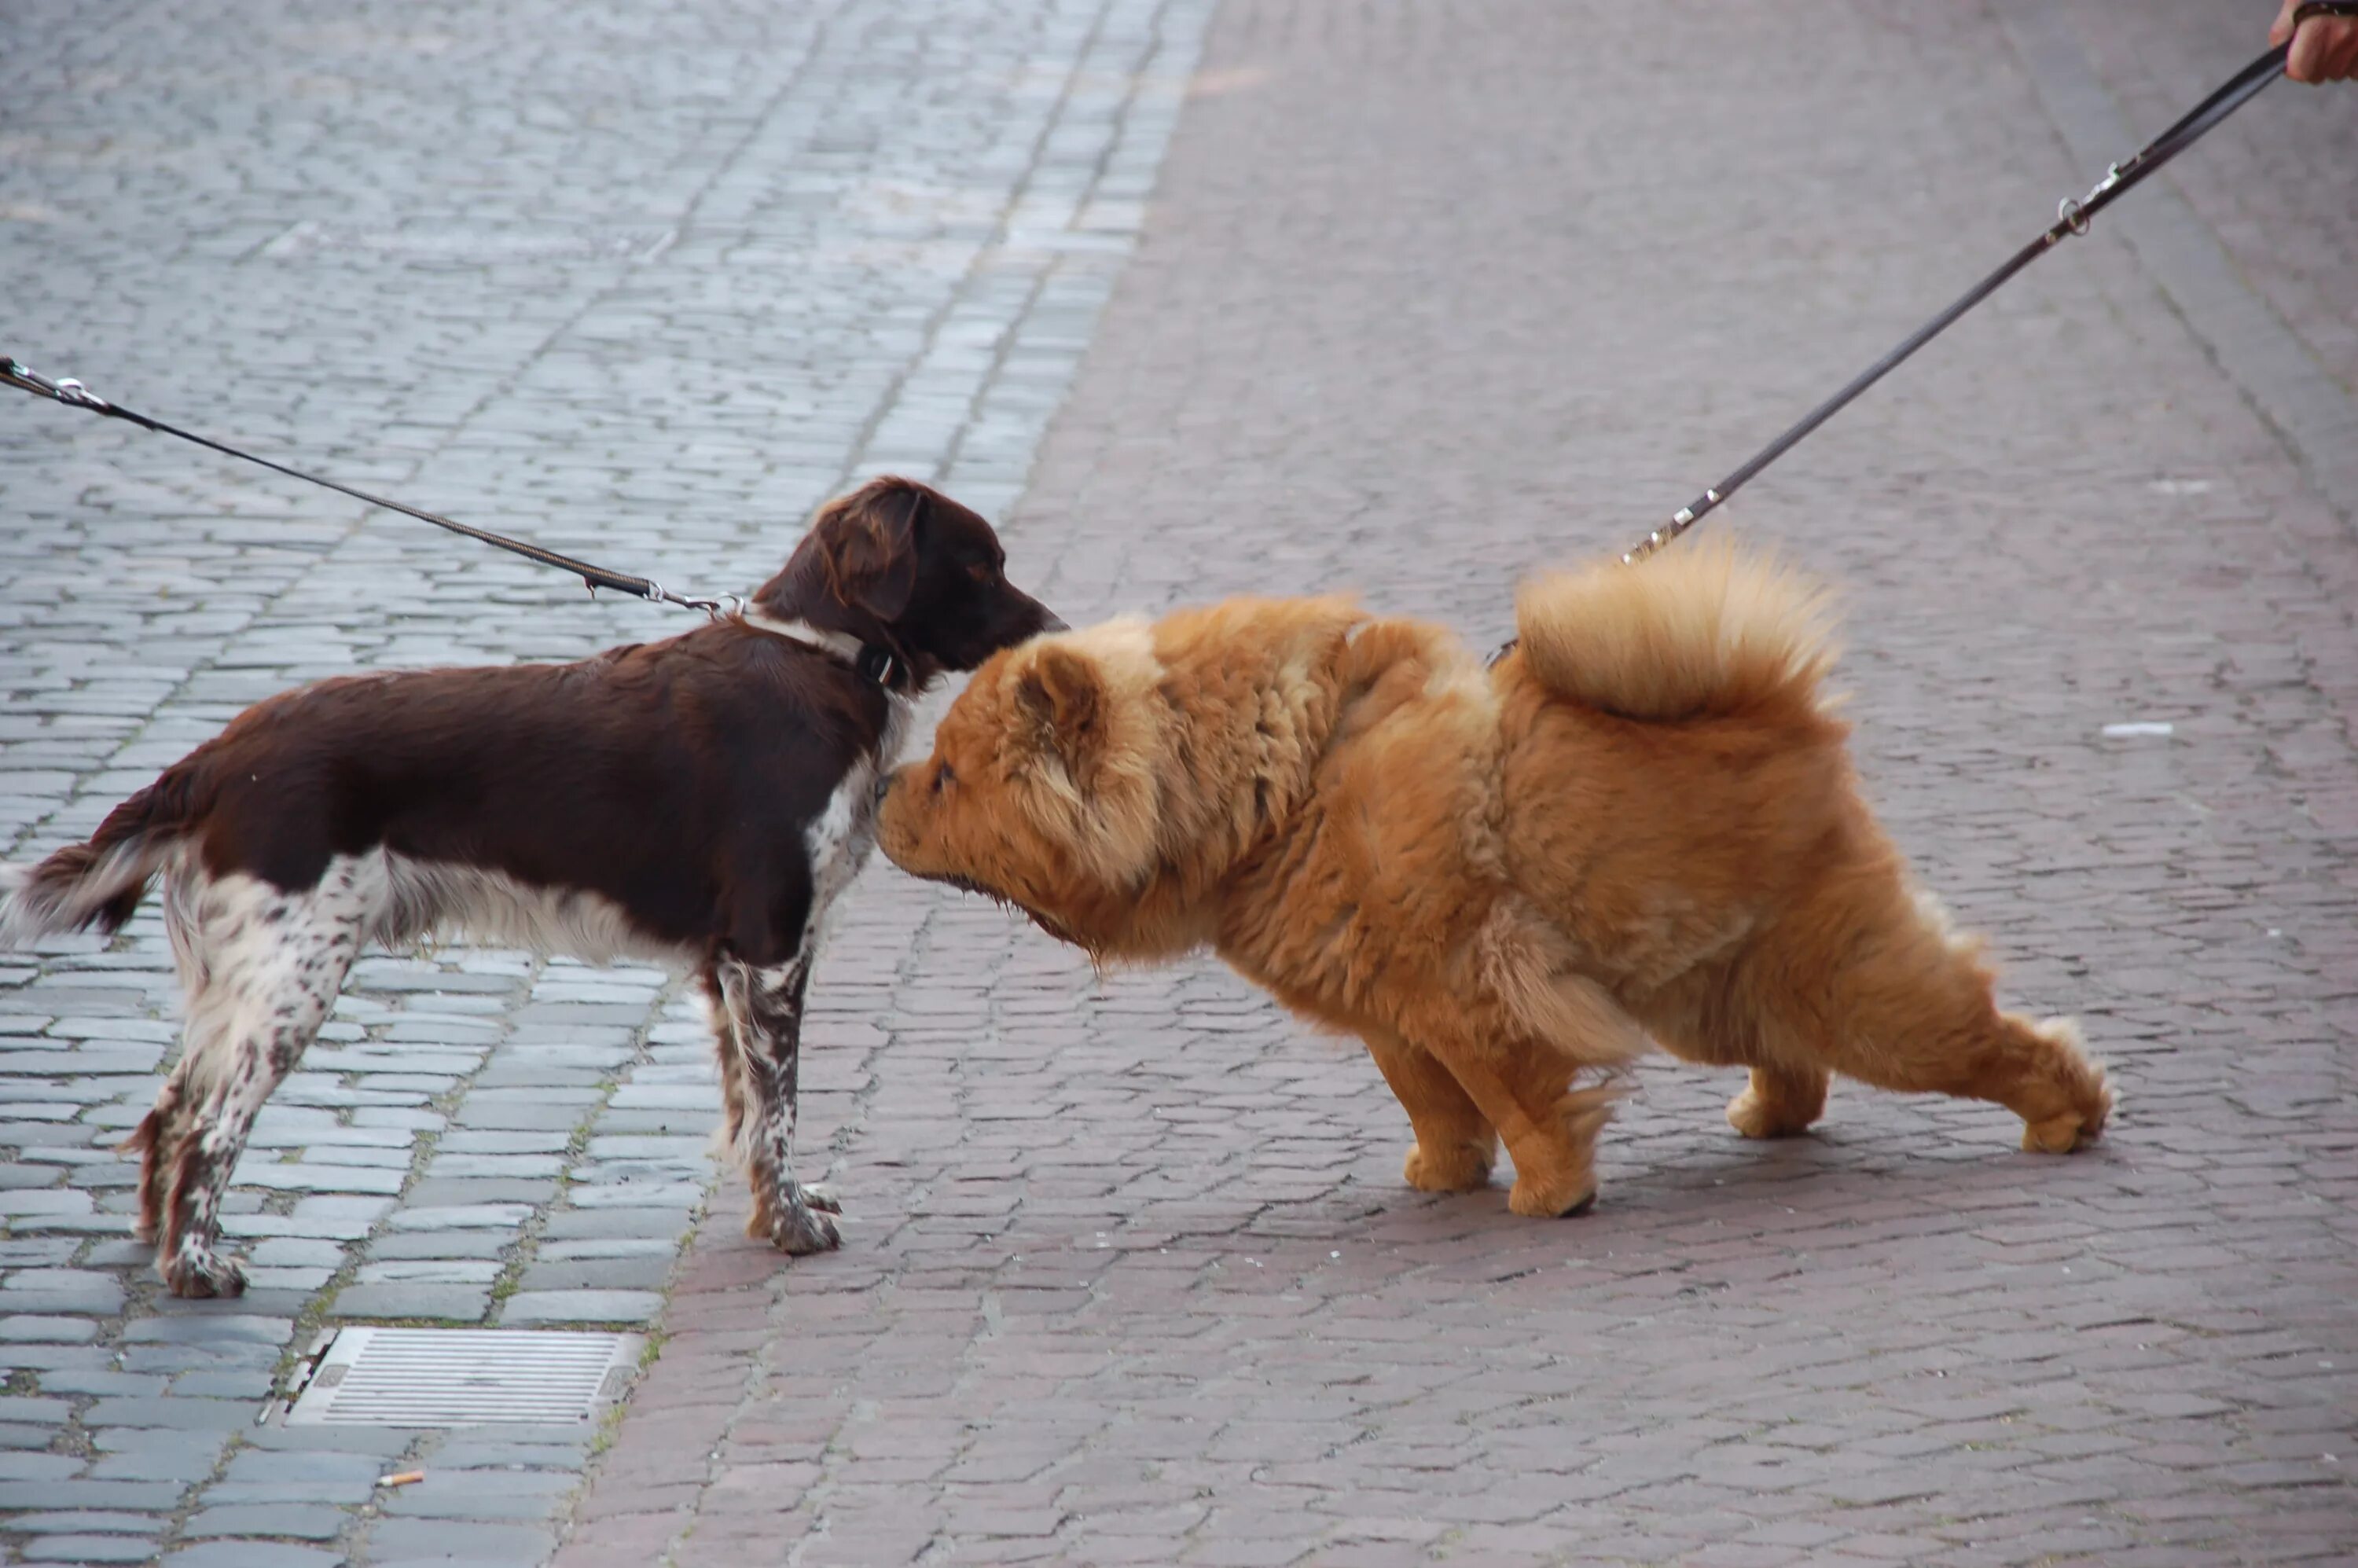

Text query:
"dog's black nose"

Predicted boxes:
[[873, 774, 893, 807]]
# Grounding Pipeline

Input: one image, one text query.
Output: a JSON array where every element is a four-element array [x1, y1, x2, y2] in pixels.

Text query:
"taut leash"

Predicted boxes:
[[1606, 13, 2341, 570], [0, 354, 740, 618]]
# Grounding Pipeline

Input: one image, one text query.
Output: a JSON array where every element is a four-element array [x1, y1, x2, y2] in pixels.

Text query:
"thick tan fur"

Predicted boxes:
[[878, 542, 2110, 1220]]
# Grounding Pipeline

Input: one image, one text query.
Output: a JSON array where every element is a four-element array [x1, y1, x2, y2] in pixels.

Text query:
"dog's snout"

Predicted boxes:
[[1040, 611, 1069, 634]]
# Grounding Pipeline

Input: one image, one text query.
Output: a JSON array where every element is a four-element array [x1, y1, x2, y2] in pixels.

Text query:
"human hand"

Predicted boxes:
[[2272, 0, 2358, 83]]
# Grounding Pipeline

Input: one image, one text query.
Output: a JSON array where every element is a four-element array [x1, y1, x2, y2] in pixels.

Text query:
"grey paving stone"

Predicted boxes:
[[86, 1437, 233, 1485], [421, 1155, 565, 1180], [0, 1315, 97, 1342], [35, 1370, 167, 1398], [20, 1535, 163, 1563], [535, 1209, 692, 1243], [81, 1397, 259, 1432], [434, 1133, 571, 1156], [514, 1255, 673, 1292], [385, 1206, 536, 1234], [496, 1291, 663, 1325], [249, 1239, 349, 1269], [327, 1283, 494, 1322], [117, 1343, 281, 1375], [0, 1512, 166, 1536], [399, 1179, 561, 1207], [364, 1520, 558, 1561], [120, 1315, 293, 1347], [0, 1481, 186, 1511], [354, 1261, 502, 1286], [184, 1503, 349, 1540], [241, 1427, 417, 1458], [425, 1440, 593, 1471], [363, 1233, 514, 1264], [378, 1467, 578, 1521], [0, 1396, 73, 1425], [165, 1544, 346, 1568], [166, 1369, 276, 1400]]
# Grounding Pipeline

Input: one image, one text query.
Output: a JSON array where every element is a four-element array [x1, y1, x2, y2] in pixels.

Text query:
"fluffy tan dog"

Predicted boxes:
[[876, 540, 2110, 1219]]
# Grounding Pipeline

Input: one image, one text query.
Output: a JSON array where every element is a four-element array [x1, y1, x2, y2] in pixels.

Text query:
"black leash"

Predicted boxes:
[[0, 354, 739, 618], [1603, 20, 2333, 571]]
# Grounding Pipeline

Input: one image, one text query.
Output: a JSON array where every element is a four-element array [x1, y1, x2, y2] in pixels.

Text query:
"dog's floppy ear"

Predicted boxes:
[[820, 479, 924, 621], [1013, 642, 1104, 781]]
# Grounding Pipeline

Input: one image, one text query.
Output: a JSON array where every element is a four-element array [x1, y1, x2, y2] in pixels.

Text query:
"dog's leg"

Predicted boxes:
[[700, 960, 756, 1177], [1412, 1032, 1614, 1219], [1725, 1063, 1831, 1140], [1746, 883, 2110, 1152], [1632, 981, 1833, 1140], [140, 869, 361, 1297], [713, 953, 839, 1255], [1361, 1026, 1497, 1192]]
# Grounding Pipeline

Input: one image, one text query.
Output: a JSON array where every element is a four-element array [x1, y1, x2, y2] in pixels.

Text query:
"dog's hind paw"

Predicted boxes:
[[1402, 1140, 1493, 1193], [160, 1246, 248, 1300], [752, 1196, 841, 1257], [1726, 1089, 1814, 1140]]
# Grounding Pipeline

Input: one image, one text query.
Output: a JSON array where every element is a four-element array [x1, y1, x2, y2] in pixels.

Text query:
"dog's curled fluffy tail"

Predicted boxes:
[[0, 786, 182, 946], [1511, 534, 1838, 722]]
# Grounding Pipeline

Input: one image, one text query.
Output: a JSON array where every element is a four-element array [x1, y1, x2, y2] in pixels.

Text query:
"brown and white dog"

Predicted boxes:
[[876, 538, 2110, 1223], [0, 476, 1060, 1296]]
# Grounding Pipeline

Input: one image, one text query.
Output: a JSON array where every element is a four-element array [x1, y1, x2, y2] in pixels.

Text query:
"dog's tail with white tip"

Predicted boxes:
[[1511, 533, 1839, 722], [0, 785, 185, 946]]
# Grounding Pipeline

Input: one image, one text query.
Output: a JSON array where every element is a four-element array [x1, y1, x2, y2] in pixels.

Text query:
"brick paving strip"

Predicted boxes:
[[552, 2, 2358, 1566], [1, 0, 1212, 1563]]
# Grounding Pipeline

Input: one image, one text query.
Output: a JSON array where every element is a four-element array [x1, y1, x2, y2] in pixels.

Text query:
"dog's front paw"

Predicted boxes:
[[1402, 1140, 1493, 1192], [2020, 1110, 2103, 1154], [160, 1245, 248, 1300], [748, 1187, 841, 1256], [1508, 1172, 1597, 1219], [799, 1181, 843, 1214], [771, 1203, 841, 1256], [1727, 1087, 1814, 1140]]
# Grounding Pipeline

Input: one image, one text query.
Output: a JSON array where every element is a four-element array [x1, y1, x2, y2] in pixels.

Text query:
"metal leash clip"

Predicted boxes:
[[2057, 162, 2125, 237]]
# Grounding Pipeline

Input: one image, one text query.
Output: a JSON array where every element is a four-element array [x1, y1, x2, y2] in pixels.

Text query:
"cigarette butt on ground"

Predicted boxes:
[[377, 1471, 425, 1488]]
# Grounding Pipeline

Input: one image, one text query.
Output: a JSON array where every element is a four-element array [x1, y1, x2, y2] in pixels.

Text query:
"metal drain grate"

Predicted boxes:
[[282, 1327, 645, 1427]]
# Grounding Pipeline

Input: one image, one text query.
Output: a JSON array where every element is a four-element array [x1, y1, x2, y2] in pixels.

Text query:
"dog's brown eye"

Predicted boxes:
[[967, 561, 995, 582], [932, 762, 955, 794]]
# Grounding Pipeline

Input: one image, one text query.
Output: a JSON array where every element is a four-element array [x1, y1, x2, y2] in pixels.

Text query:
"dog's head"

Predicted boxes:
[[754, 476, 1061, 685], [876, 600, 1366, 960]]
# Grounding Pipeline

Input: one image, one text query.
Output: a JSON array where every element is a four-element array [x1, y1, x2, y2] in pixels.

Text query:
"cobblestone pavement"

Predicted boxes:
[[7, 2, 2356, 1567], [0, 0, 1209, 1562], [549, 2, 2358, 1566]]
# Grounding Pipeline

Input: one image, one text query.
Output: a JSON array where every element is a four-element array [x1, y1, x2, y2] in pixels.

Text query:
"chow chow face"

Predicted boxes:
[[876, 600, 1361, 961]]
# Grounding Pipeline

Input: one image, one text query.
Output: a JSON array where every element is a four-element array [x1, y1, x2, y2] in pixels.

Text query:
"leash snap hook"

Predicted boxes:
[[2058, 161, 2124, 237], [684, 593, 746, 621]]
